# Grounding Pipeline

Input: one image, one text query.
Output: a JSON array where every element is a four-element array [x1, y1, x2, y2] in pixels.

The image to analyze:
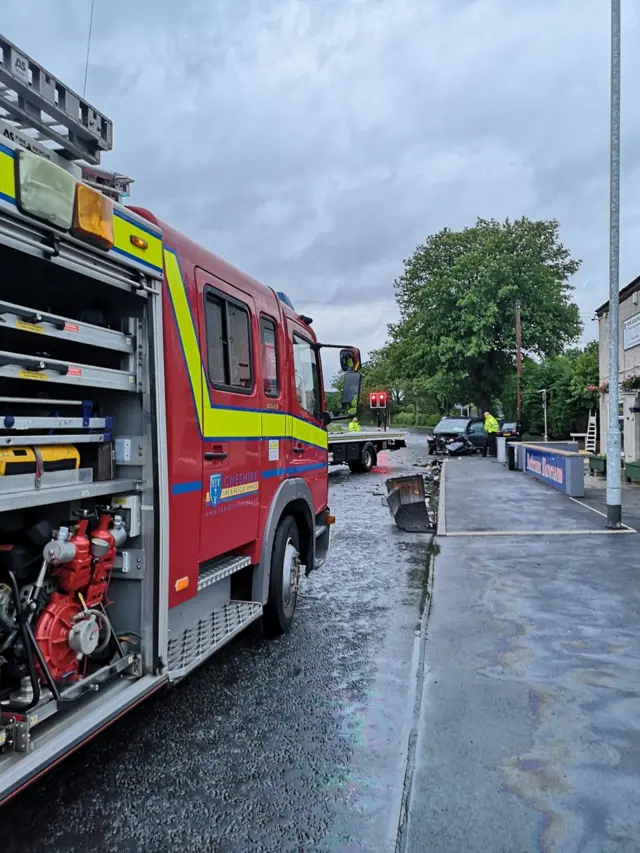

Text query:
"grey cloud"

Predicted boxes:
[[3, 0, 640, 362]]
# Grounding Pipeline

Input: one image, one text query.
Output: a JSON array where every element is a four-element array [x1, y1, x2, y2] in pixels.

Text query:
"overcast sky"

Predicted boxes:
[[4, 0, 640, 375]]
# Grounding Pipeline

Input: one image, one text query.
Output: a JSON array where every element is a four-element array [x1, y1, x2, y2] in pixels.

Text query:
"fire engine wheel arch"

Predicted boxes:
[[263, 515, 300, 635], [348, 442, 377, 474], [253, 477, 315, 607]]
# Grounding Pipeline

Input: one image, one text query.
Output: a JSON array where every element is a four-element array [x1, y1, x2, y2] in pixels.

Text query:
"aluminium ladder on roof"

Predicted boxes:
[[0, 33, 112, 164]]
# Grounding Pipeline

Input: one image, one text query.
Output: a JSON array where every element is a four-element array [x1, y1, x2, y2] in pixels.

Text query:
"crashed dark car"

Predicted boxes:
[[427, 417, 485, 454]]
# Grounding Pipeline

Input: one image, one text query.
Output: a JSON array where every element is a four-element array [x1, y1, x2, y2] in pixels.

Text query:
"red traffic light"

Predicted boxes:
[[369, 391, 387, 409]]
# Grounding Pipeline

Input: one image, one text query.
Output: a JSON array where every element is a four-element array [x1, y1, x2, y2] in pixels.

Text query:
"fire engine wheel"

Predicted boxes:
[[264, 515, 300, 636], [348, 443, 376, 474]]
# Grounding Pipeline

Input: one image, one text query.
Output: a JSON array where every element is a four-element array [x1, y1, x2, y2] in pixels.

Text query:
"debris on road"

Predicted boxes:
[[385, 461, 441, 533]]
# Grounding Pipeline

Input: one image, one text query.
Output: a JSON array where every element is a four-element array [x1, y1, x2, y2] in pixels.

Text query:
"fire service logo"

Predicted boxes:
[[209, 473, 222, 508], [206, 470, 260, 510]]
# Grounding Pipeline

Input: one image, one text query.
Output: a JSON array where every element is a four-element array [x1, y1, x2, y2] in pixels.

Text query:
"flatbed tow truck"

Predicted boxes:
[[327, 430, 407, 473], [327, 390, 407, 473]]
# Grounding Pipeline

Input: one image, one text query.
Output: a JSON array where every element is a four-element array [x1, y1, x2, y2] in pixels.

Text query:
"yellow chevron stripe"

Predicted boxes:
[[112, 211, 163, 272], [0, 147, 16, 204], [163, 249, 328, 449]]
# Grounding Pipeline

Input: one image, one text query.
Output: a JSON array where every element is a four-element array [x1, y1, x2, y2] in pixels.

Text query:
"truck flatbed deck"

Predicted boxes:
[[328, 430, 407, 473]]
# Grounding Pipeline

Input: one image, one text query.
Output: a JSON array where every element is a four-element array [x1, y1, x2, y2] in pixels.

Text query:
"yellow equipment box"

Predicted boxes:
[[0, 446, 80, 476]]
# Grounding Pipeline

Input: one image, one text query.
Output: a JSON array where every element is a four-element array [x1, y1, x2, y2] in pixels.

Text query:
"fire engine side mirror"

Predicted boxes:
[[339, 347, 361, 372], [342, 371, 361, 410], [320, 411, 333, 427]]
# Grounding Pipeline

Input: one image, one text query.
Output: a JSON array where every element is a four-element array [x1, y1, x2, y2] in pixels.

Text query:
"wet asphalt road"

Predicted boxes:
[[0, 435, 433, 853]]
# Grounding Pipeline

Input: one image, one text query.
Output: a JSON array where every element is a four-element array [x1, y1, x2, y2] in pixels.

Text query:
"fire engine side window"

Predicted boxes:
[[260, 316, 279, 397], [205, 295, 226, 386], [293, 334, 321, 418], [204, 289, 253, 392], [227, 302, 252, 389]]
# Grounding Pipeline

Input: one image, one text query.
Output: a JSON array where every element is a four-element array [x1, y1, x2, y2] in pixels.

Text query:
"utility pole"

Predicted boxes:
[[516, 302, 522, 424], [606, 0, 622, 528]]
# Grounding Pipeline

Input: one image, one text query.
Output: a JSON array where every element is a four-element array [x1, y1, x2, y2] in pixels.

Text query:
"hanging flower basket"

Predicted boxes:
[[598, 381, 609, 394], [622, 374, 640, 392], [586, 384, 599, 402]]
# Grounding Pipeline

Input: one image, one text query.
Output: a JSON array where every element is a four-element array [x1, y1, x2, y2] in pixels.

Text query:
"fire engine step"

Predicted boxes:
[[197, 555, 252, 591], [167, 600, 263, 679]]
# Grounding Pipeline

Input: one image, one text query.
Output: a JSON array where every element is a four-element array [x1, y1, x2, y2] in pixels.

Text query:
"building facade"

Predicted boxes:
[[597, 276, 640, 461]]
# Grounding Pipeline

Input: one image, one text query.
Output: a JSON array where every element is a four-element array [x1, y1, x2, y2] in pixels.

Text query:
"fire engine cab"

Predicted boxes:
[[0, 35, 361, 803]]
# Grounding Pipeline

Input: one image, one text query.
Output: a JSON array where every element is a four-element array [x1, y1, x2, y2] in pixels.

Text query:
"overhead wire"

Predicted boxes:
[[83, 0, 96, 97], [296, 298, 596, 318]]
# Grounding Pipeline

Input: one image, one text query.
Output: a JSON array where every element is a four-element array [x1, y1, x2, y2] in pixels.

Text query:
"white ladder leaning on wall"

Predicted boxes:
[[585, 410, 598, 455]]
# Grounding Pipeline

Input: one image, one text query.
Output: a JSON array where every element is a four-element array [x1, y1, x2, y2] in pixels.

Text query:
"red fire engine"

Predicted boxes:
[[0, 35, 361, 802]]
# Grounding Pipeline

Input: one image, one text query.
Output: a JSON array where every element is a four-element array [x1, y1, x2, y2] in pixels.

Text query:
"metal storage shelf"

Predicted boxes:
[[0, 433, 108, 447], [0, 300, 134, 354], [0, 477, 140, 513], [1, 416, 108, 430], [0, 350, 137, 391]]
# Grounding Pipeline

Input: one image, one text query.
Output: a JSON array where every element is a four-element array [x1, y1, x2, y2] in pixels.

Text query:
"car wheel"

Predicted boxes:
[[263, 515, 300, 636]]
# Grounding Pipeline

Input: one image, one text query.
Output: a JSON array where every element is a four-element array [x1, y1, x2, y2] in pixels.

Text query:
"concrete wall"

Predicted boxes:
[[598, 295, 640, 385]]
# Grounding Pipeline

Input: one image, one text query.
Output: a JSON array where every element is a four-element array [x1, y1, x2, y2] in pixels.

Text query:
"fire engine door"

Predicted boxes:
[[288, 322, 328, 515], [196, 268, 261, 562]]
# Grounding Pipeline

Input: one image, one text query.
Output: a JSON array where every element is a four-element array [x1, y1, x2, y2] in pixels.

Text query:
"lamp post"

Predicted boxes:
[[538, 389, 548, 442], [606, 0, 622, 528]]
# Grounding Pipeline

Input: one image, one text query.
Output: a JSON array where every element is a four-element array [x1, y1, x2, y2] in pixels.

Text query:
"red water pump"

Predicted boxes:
[[34, 508, 127, 681], [85, 507, 127, 607], [48, 510, 93, 593]]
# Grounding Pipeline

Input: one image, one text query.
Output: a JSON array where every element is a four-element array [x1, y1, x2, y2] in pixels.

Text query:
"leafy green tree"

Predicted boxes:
[[501, 342, 599, 437], [390, 217, 582, 411]]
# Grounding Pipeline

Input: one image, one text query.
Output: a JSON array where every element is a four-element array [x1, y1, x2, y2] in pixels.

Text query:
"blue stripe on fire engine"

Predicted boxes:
[[110, 246, 164, 272], [171, 480, 202, 495], [261, 462, 328, 479], [172, 461, 327, 495]]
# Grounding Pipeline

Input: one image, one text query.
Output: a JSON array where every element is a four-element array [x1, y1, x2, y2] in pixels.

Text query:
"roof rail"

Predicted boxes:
[[0, 34, 112, 165], [79, 164, 134, 202]]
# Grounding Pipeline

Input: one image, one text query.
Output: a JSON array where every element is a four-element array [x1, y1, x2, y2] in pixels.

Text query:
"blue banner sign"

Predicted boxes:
[[524, 448, 566, 491]]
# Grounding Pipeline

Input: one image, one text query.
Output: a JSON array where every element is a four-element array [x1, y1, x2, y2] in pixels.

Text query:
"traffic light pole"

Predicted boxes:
[[369, 392, 388, 430]]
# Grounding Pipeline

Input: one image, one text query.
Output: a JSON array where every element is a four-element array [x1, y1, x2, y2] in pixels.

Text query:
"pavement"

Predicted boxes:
[[3, 439, 640, 852], [404, 455, 640, 853], [581, 467, 640, 530]]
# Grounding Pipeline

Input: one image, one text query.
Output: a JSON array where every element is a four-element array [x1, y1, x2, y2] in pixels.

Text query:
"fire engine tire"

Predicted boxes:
[[348, 443, 376, 474], [264, 515, 300, 636]]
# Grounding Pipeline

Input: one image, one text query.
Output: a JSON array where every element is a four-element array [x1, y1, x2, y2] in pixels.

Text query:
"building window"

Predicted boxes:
[[293, 334, 321, 418], [204, 289, 253, 392], [260, 316, 279, 397]]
